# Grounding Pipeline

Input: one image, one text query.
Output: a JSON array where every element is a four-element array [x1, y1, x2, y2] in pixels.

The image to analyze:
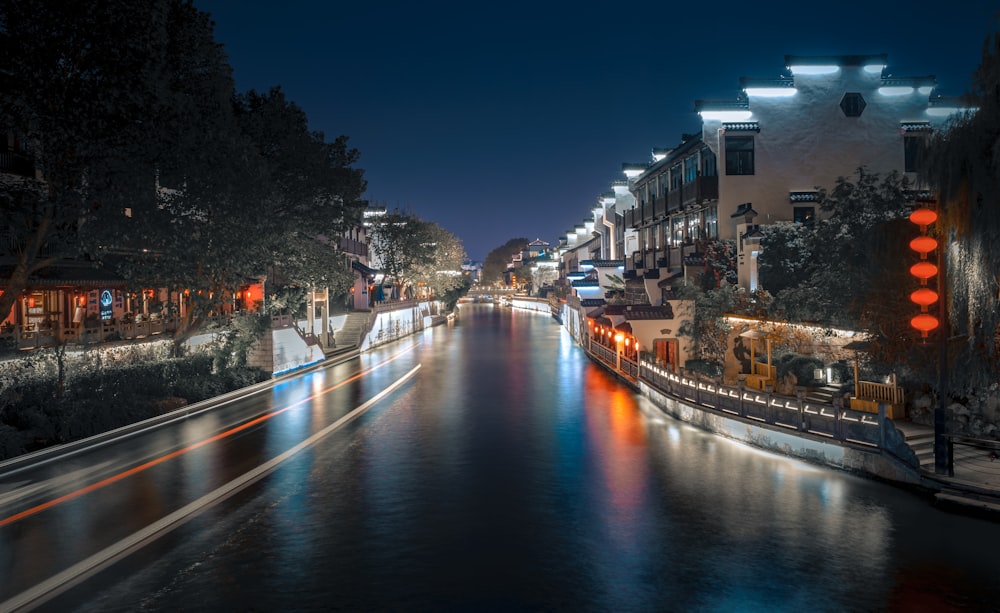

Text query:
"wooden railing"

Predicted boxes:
[[856, 381, 904, 404]]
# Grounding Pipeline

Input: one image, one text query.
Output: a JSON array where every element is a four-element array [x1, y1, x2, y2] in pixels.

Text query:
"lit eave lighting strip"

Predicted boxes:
[[744, 87, 797, 98], [788, 65, 839, 75], [878, 86, 914, 96], [698, 110, 753, 122]]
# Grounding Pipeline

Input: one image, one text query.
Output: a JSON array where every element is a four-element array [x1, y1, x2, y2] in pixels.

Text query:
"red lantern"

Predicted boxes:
[[911, 313, 939, 336], [909, 208, 938, 228], [909, 236, 938, 256], [910, 288, 939, 309], [27, 296, 35, 308], [909, 261, 938, 281]]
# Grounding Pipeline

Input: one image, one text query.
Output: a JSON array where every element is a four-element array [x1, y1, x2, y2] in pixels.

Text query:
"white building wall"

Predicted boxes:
[[702, 62, 948, 243]]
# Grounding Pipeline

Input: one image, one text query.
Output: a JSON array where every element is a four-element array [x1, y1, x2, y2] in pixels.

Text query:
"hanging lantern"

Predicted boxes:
[[909, 208, 938, 228], [911, 314, 939, 337], [910, 287, 939, 310], [909, 236, 938, 256], [27, 296, 35, 308], [909, 261, 938, 281]]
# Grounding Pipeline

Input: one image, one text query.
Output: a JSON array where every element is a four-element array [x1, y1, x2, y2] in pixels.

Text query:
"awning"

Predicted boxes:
[[351, 260, 378, 276], [739, 328, 771, 339]]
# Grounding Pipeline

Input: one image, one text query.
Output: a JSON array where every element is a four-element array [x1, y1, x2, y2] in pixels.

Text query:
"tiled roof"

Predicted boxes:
[[581, 259, 624, 268]]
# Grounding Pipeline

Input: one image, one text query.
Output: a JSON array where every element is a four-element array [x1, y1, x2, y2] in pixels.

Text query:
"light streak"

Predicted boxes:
[[0, 345, 416, 527]]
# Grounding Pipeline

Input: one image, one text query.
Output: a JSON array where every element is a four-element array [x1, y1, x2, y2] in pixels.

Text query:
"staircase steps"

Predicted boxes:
[[803, 384, 843, 405], [332, 312, 370, 349], [894, 421, 937, 470]]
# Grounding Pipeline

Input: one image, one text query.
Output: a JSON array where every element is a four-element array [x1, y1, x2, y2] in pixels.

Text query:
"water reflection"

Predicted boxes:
[[82, 305, 1000, 612]]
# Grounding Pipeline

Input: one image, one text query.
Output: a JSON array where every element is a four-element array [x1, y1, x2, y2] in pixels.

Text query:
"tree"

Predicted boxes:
[[409, 222, 468, 299], [0, 0, 216, 323], [368, 211, 438, 299], [482, 238, 527, 286], [758, 223, 812, 295], [923, 30, 1000, 392], [764, 169, 911, 328]]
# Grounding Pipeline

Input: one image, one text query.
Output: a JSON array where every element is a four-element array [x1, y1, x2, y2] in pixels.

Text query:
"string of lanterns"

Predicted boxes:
[[908, 202, 939, 338]]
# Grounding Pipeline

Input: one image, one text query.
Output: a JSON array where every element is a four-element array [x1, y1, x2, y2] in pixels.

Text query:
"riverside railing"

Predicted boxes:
[[640, 360, 888, 449]]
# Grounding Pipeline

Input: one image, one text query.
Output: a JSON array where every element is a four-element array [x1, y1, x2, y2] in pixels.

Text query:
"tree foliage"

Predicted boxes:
[[0, 3, 367, 348], [763, 169, 911, 328], [923, 30, 1000, 392], [0, 0, 227, 323], [482, 238, 527, 285], [368, 211, 467, 299]]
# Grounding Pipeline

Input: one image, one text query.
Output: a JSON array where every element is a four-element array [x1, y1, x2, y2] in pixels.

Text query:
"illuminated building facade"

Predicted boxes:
[[626, 54, 973, 291]]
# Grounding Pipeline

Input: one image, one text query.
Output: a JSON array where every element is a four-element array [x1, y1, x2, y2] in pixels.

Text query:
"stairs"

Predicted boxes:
[[803, 384, 844, 405], [332, 312, 370, 350], [894, 421, 936, 470]]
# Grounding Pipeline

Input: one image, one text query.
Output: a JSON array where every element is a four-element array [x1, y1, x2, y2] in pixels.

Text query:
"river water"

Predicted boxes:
[[79, 304, 1000, 612]]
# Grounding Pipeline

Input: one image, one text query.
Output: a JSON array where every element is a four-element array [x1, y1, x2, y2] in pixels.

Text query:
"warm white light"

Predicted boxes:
[[878, 86, 914, 96], [863, 64, 885, 74], [789, 65, 839, 75], [744, 87, 797, 98], [698, 110, 753, 121], [652, 152, 667, 161], [623, 169, 643, 178]]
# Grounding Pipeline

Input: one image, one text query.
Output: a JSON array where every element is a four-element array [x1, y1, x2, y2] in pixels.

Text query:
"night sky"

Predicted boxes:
[[194, 1, 997, 262]]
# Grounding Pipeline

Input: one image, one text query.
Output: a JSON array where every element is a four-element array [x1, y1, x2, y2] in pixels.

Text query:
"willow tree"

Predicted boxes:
[[923, 30, 1000, 393]]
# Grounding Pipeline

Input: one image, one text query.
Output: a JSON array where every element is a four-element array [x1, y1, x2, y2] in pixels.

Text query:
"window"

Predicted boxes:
[[794, 207, 815, 224], [684, 157, 698, 183], [904, 135, 925, 173], [701, 150, 717, 177], [840, 92, 866, 117], [705, 208, 718, 238], [670, 164, 682, 190], [725, 136, 754, 175], [686, 213, 701, 243], [671, 216, 684, 246]]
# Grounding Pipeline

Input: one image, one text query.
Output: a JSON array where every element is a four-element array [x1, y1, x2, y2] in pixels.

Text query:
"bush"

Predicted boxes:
[[776, 353, 825, 386], [0, 351, 269, 461], [685, 359, 724, 378]]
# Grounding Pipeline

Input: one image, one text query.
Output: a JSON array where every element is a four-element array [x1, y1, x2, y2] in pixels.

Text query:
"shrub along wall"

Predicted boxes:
[[0, 342, 268, 461]]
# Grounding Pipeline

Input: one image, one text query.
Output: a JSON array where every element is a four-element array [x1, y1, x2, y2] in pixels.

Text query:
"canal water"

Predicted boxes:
[[83, 304, 1000, 612]]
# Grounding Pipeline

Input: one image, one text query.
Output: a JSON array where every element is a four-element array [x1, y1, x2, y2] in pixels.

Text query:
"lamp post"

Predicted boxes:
[[614, 332, 624, 371]]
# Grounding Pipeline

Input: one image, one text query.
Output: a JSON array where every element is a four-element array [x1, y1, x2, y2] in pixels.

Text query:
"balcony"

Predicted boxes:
[[339, 237, 368, 257]]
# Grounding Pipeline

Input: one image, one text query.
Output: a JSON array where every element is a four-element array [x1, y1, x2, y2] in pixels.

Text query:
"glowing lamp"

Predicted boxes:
[[910, 288, 939, 309], [909, 208, 937, 228], [910, 313, 939, 336], [614, 333, 625, 343], [27, 297, 35, 308], [909, 261, 938, 280], [77, 295, 86, 307], [909, 236, 938, 255]]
